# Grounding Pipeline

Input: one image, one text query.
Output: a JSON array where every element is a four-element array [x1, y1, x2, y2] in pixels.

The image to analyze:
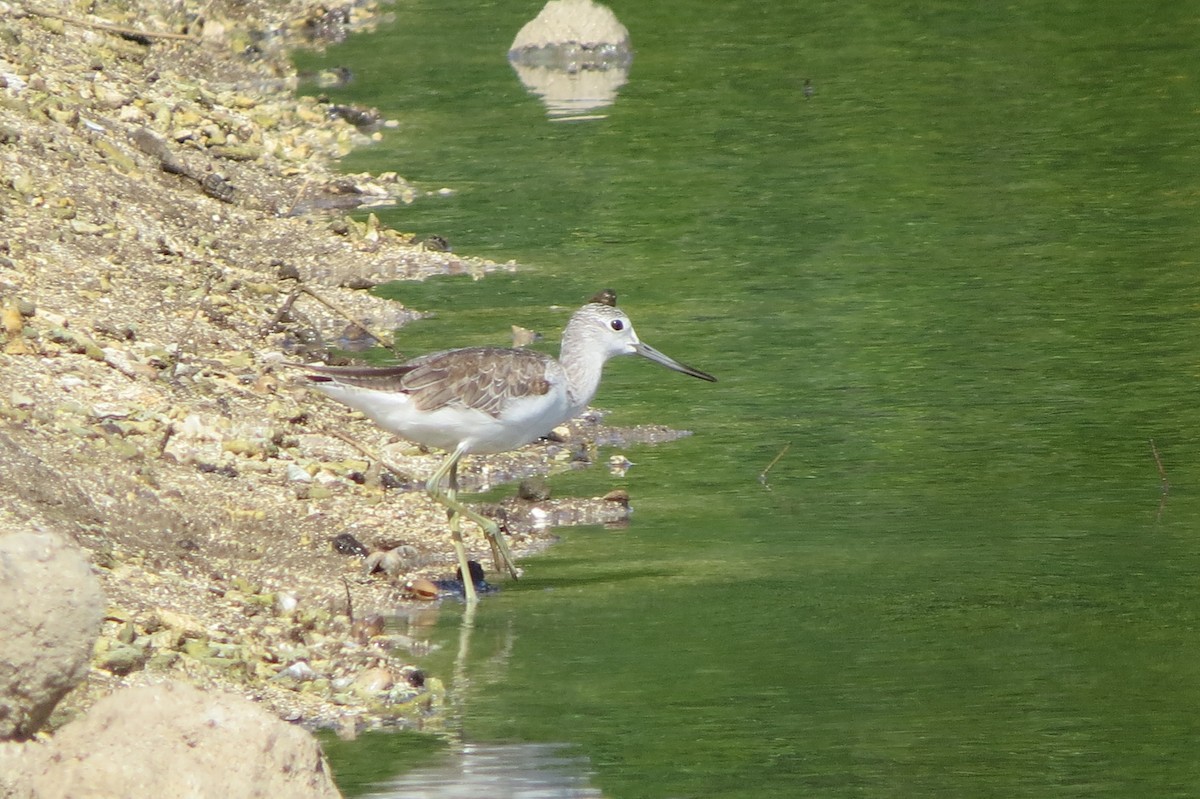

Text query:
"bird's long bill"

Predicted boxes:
[[634, 341, 718, 382]]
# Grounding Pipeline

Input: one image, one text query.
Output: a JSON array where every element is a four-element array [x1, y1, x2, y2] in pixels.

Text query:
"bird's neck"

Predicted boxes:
[[559, 327, 607, 414]]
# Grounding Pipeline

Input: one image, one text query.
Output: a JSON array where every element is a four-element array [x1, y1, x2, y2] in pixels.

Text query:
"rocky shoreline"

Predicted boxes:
[[0, 1, 661, 794]]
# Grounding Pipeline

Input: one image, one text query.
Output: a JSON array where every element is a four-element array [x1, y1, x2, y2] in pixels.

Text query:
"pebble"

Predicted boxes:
[[276, 661, 316, 682], [403, 579, 439, 601], [275, 592, 298, 615], [331, 532, 368, 558], [95, 642, 148, 675], [364, 547, 408, 577], [350, 666, 393, 696], [285, 463, 312, 482], [91, 403, 131, 419]]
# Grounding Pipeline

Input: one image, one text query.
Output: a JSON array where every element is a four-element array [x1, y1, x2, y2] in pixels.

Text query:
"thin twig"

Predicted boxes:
[[341, 577, 354, 625], [24, 6, 197, 41], [284, 175, 314, 217], [297, 285, 386, 348], [260, 288, 302, 338], [1150, 438, 1170, 494], [325, 427, 415, 485], [758, 442, 791, 489], [156, 422, 175, 459], [171, 268, 216, 363], [1150, 438, 1171, 524]]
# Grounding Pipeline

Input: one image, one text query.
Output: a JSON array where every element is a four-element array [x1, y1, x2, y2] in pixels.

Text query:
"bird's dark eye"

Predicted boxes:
[[610, 319, 624, 331]]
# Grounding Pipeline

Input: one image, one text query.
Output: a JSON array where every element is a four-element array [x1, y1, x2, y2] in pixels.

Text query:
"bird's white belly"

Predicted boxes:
[[315, 382, 574, 455]]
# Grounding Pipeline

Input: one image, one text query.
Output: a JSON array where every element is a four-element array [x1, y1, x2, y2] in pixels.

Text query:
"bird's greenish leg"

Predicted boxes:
[[427, 449, 477, 604], [425, 446, 520, 594]]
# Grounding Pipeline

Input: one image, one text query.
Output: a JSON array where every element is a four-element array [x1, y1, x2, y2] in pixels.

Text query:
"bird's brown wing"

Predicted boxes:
[[400, 348, 552, 417], [305, 348, 552, 418]]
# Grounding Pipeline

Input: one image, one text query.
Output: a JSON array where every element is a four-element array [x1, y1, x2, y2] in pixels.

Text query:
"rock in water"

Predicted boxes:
[[510, 0, 630, 51], [508, 0, 633, 118]]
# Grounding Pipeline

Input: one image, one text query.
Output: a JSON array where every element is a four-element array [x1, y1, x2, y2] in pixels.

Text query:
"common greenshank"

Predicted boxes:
[[302, 291, 716, 603]]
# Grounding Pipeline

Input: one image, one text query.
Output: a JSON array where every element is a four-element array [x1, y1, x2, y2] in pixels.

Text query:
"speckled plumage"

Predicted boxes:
[[308, 347, 552, 417], [301, 294, 716, 603]]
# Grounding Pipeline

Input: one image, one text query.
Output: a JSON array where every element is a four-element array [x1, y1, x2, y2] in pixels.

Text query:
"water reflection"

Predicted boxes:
[[507, 0, 632, 120], [363, 742, 606, 798], [365, 606, 605, 798]]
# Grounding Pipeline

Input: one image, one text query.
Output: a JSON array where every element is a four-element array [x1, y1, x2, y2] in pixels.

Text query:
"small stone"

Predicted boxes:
[[331, 532, 368, 557], [350, 667, 393, 697], [181, 639, 214, 660], [275, 593, 298, 615], [2, 303, 25, 336], [95, 139, 136, 173], [212, 143, 264, 161], [603, 489, 630, 506], [152, 609, 206, 638], [607, 454, 633, 476], [350, 614, 385, 643], [46, 104, 79, 126], [400, 666, 426, 688], [403, 578, 439, 601], [276, 661, 316, 681], [335, 717, 358, 741], [296, 484, 333, 500], [222, 439, 262, 456], [96, 642, 147, 675], [116, 620, 137, 644], [286, 463, 312, 482], [10, 173, 35, 196], [364, 548, 407, 577], [91, 403, 131, 419], [517, 478, 551, 502]]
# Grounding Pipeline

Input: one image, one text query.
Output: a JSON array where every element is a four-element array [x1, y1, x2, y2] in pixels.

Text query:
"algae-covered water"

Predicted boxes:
[[298, 1, 1200, 796]]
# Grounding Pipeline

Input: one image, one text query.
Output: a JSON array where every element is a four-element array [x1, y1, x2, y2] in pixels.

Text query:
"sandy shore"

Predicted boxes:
[[0, 0, 653, 732]]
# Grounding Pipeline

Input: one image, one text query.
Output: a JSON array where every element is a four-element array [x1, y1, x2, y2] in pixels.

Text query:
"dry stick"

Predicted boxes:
[[156, 422, 175, 459], [24, 6, 197, 41], [341, 577, 354, 625], [1151, 438, 1170, 524], [284, 175, 315, 217], [758, 442, 791, 487], [296, 285, 387, 348], [1149, 438, 1170, 494], [325, 427, 416, 485], [260, 280, 389, 351], [171, 269, 216, 364], [260, 289, 302, 338]]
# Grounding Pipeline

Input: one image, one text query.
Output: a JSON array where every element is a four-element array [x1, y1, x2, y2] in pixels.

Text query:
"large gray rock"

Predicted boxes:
[[0, 530, 103, 740], [15, 680, 343, 799]]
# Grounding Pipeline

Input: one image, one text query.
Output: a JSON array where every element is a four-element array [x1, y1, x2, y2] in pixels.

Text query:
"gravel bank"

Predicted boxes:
[[0, 0, 657, 734]]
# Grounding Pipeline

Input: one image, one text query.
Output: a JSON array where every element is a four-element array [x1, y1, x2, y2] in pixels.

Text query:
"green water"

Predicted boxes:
[[296, 1, 1200, 796]]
